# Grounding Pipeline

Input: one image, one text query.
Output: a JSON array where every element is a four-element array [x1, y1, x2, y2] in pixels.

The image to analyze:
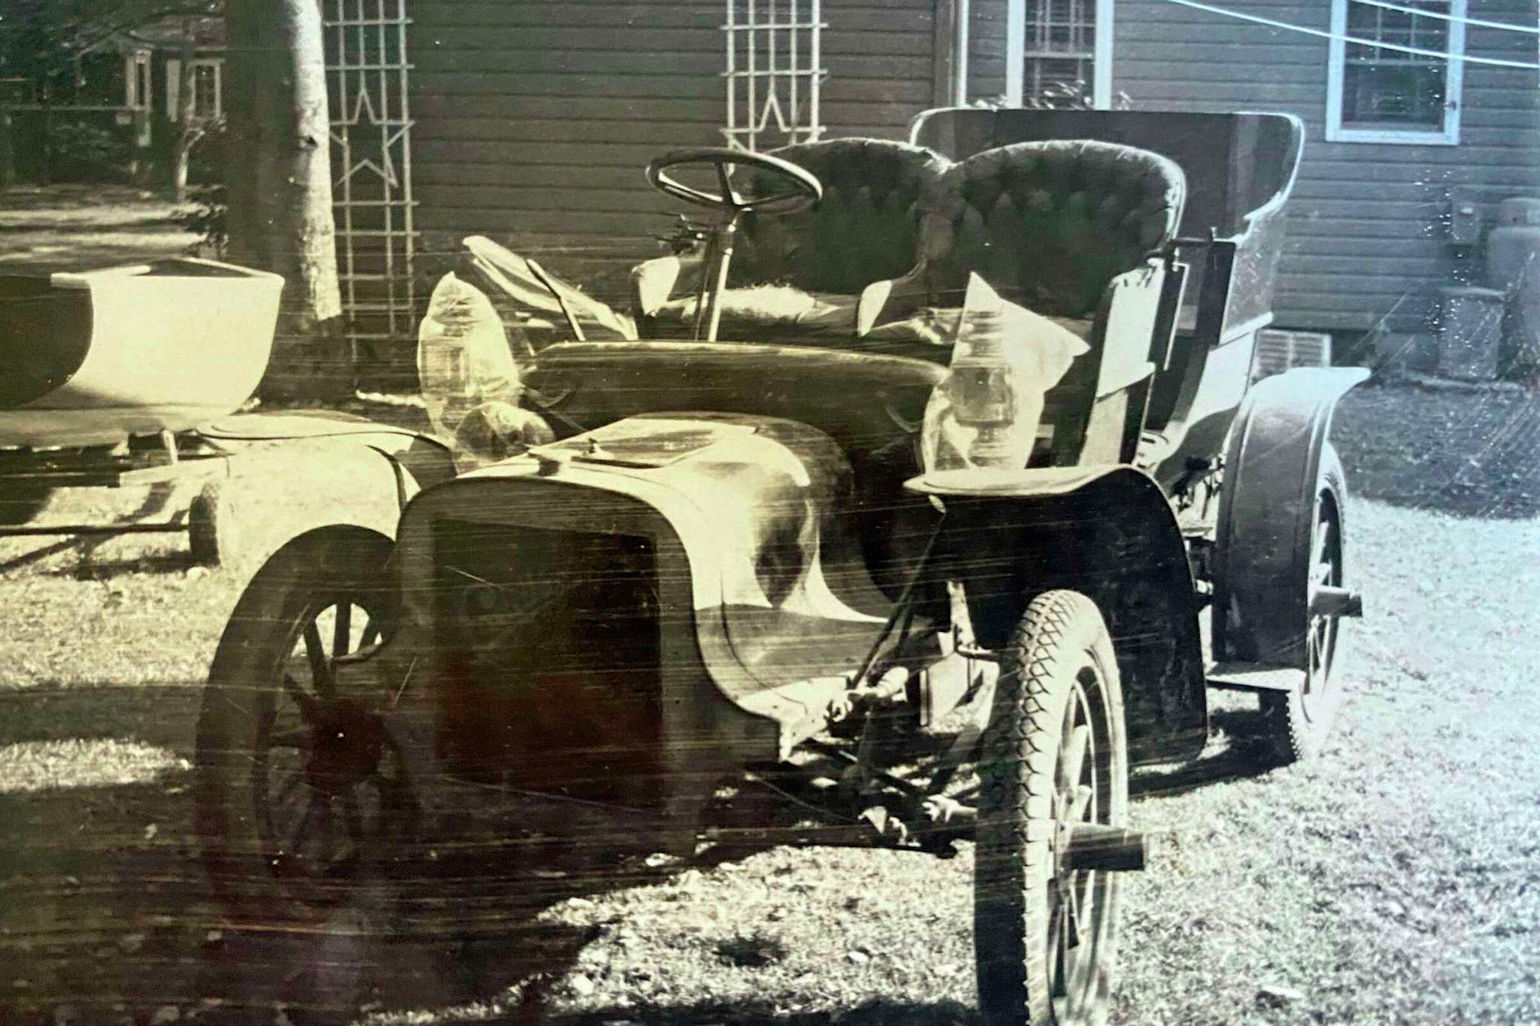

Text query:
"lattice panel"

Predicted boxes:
[[722, 0, 827, 151], [324, 0, 418, 378]]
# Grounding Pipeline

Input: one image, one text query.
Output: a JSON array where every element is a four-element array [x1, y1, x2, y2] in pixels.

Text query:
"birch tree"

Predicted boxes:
[[223, 0, 345, 399]]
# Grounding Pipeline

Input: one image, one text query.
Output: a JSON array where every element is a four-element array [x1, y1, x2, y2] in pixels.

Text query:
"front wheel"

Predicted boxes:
[[194, 526, 413, 924], [975, 590, 1129, 1026]]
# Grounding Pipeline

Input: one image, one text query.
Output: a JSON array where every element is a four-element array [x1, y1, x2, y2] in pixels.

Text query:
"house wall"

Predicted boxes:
[[406, 1, 1540, 333], [407, 0, 943, 299], [1113, 0, 1540, 334], [968, 0, 1011, 101], [966, 0, 1539, 333]]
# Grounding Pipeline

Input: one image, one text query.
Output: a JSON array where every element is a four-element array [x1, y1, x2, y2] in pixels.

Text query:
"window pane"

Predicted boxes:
[[1341, 0, 1451, 130], [193, 65, 217, 118], [1024, 0, 1098, 104]]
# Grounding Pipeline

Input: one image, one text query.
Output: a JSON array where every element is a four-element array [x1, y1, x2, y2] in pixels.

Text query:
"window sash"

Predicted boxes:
[[1326, 0, 1465, 144], [1010, 0, 1113, 108], [187, 60, 222, 120], [192, 65, 217, 117]]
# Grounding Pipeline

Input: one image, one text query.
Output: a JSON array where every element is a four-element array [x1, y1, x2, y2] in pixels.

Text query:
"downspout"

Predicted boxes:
[[953, 0, 970, 106]]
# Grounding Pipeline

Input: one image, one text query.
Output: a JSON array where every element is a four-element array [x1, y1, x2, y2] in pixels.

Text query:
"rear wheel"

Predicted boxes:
[[975, 590, 1128, 1026], [1260, 443, 1348, 764], [194, 526, 412, 923]]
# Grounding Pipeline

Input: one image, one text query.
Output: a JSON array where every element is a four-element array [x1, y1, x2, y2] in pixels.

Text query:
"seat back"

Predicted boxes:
[[731, 139, 951, 295], [921, 140, 1185, 318]]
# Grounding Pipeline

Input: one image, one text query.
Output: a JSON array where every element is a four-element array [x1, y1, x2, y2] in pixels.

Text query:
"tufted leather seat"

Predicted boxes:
[[633, 138, 950, 340], [731, 138, 951, 293], [919, 139, 1185, 318]]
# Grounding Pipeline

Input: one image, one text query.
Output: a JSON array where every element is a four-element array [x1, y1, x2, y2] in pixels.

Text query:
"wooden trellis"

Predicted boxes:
[[324, 0, 419, 376], [722, 0, 827, 151]]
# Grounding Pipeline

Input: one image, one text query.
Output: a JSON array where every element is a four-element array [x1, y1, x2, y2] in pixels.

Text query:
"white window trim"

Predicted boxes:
[[1004, 0, 1115, 110], [124, 50, 151, 110], [165, 58, 180, 121], [1325, 0, 1466, 145]]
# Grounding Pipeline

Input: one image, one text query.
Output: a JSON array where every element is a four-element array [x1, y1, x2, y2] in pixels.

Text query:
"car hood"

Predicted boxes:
[[449, 412, 887, 618]]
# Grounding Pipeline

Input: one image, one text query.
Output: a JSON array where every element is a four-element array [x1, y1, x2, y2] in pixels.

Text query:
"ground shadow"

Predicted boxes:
[[0, 480, 193, 577], [0, 682, 201, 751], [1333, 381, 1540, 519], [0, 750, 870, 1026], [1131, 708, 1278, 799], [544, 997, 980, 1026]]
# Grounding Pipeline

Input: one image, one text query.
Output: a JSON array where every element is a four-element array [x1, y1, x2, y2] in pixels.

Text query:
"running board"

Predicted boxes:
[[1206, 662, 1303, 693]]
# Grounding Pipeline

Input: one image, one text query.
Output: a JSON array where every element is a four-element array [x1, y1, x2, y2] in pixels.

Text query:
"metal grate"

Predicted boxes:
[[1253, 329, 1333, 382], [722, 0, 827, 151], [324, 0, 419, 379]]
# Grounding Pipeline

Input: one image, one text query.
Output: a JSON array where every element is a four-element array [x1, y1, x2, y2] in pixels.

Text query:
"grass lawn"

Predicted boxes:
[[0, 380, 1536, 1026], [1, 185, 1536, 1024], [0, 185, 204, 274]]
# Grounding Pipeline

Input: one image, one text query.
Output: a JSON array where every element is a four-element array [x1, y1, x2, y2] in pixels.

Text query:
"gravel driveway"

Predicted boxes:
[[0, 380, 1536, 1026]]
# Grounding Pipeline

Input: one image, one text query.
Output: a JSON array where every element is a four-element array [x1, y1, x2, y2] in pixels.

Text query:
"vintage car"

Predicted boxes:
[[193, 108, 1365, 1025]]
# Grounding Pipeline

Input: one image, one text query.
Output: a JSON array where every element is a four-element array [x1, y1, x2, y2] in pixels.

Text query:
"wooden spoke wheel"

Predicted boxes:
[[195, 526, 413, 922], [1261, 443, 1349, 764], [975, 590, 1132, 1026]]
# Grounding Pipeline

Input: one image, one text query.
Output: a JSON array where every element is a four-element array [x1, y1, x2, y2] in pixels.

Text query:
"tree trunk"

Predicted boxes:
[[171, 40, 197, 204], [225, 0, 346, 400]]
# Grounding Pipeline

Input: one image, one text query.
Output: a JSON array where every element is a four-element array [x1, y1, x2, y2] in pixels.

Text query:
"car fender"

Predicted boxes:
[[1212, 367, 1369, 666], [192, 411, 456, 566], [910, 464, 1208, 763], [199, 410, 456, 494]]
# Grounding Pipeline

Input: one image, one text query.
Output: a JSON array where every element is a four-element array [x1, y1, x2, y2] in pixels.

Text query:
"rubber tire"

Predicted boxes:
[[1258, 443, 1349, 765], [186, 483, 230, 566], [193, 525, 398, 925], [975, 590, 1128, 1026]]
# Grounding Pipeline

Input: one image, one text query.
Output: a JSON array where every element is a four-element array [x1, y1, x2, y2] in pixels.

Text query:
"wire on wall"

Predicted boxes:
[[1353, 0, 1539, 35], [1159, 0, 1540, 70]]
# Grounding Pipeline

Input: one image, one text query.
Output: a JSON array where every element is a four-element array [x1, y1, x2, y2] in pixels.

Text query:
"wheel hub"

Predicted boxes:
[[300, 699, 386, 795]]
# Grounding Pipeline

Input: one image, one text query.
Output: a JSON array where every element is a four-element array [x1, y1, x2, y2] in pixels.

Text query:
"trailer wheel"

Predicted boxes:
[[975, 590, 1129, 1026], [0, 485, 50, 526], [186, 482, 231, 566], [194, 526, 411, 925], [1259, 443, 1348, 764]]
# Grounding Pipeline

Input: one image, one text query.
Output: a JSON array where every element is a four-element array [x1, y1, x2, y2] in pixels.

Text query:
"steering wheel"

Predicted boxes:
[[646, 147, 822, 217]]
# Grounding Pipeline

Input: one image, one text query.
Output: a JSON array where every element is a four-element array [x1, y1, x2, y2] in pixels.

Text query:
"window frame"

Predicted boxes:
[[1326, 0, 1466, 146], [124, 50, 151, 111], [1005, 0, 1116, 110], [188, 58, 223, 121]]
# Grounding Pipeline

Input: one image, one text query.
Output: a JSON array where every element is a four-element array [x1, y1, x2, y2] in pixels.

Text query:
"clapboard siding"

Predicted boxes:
[[409, 0, 940, 286], [962, 0, 1538, 333], [1113, 0, 1540, 332], [968, 0, 1009, 100], [406, 0, 1540, 328]]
